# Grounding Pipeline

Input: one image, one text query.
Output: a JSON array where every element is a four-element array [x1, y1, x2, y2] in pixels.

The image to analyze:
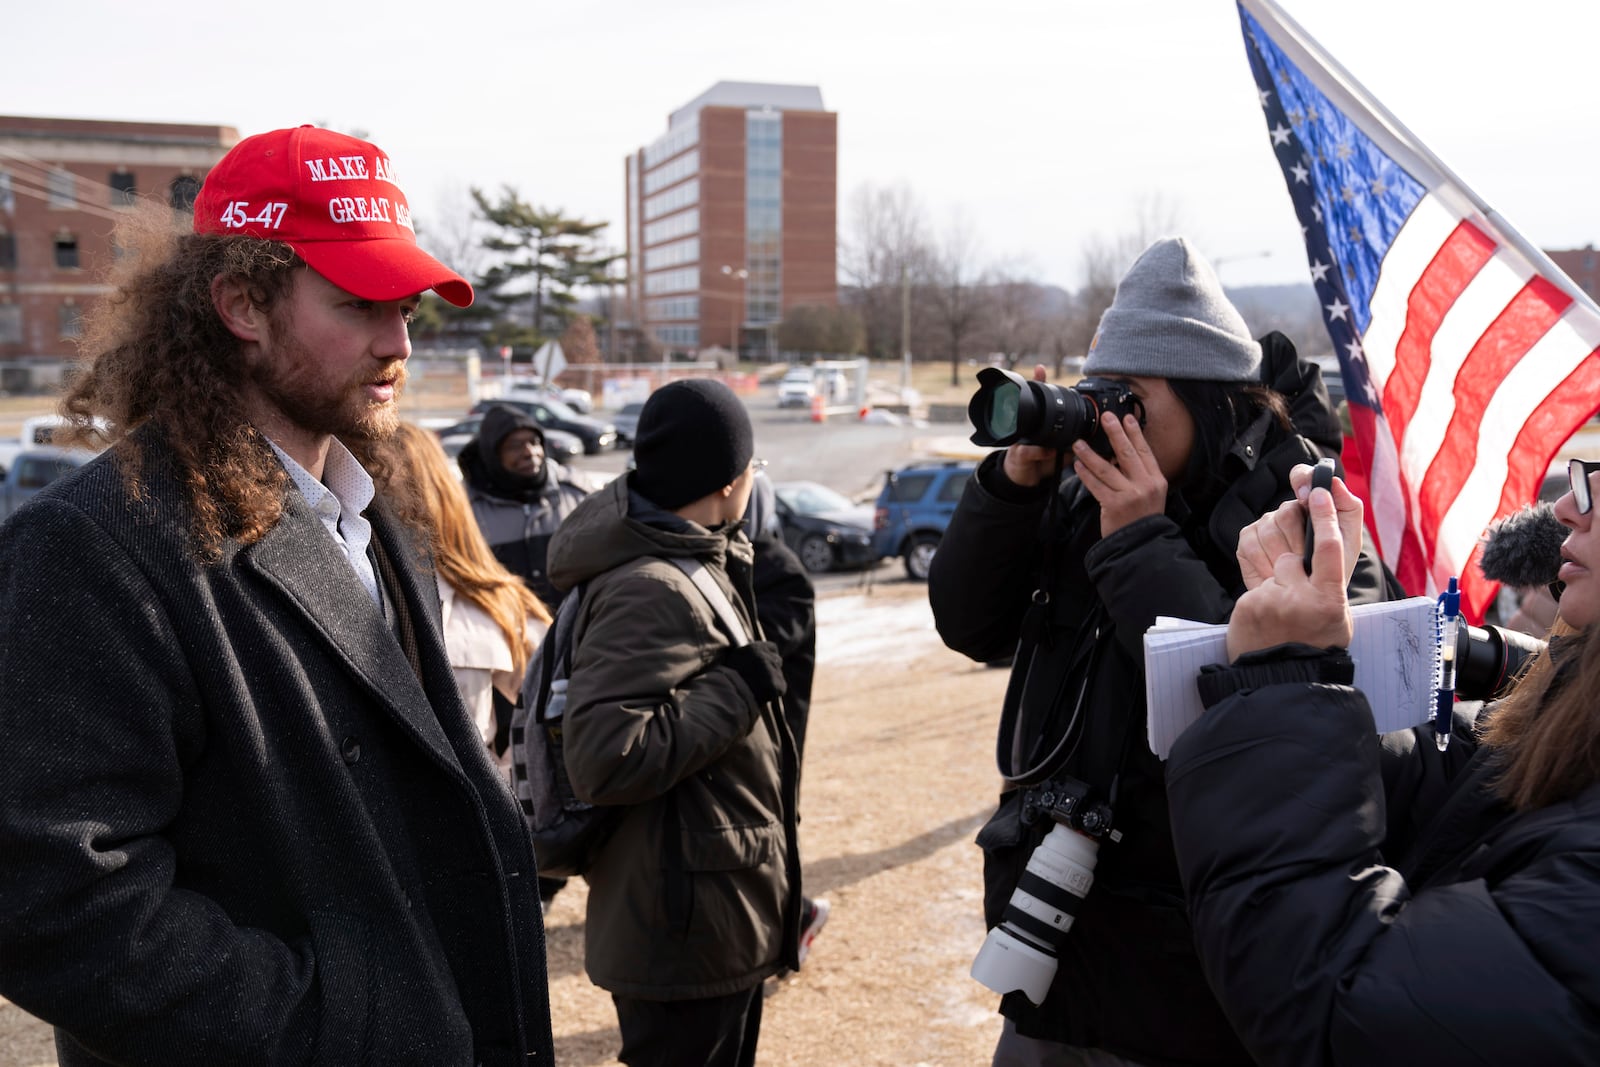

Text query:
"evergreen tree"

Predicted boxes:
[[469, 187, 620, 348]]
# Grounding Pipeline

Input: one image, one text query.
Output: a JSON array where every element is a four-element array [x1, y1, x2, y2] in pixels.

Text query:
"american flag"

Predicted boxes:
[[1239, 0, 1600, 622]]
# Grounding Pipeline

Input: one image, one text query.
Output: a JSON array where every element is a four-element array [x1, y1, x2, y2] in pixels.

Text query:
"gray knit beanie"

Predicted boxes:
[[1083, 237, 1260, 382]]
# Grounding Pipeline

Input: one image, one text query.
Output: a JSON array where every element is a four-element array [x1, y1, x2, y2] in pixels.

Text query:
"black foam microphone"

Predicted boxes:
[[1478, 503, 1567, 596]]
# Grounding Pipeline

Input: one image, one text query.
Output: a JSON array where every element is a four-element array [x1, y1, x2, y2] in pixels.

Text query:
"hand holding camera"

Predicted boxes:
[[1071, 411, 1168, 537], [997, 365, 1065, 488]]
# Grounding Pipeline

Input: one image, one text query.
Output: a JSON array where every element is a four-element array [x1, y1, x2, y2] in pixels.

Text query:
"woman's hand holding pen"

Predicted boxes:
[[1073, 411, 1167, 538], [1227, 472, 1356, 661]]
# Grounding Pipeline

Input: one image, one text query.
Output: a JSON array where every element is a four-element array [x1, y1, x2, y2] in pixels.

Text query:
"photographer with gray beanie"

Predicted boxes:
[[929, 237, 1399, 1067], [544, 378, 802, 1067]]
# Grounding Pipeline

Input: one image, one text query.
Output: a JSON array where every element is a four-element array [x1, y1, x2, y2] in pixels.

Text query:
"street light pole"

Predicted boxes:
[[720, 264, 748, 357]]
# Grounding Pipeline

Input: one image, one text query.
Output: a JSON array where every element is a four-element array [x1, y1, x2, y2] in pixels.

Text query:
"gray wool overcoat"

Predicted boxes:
[[0, 430, 554, 1067]]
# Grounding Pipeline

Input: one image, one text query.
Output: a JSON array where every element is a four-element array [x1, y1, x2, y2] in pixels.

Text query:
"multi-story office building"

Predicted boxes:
[[624, 82, 837, 357], [0, 115, 237, 390], [1547, 245, 1600, 302]]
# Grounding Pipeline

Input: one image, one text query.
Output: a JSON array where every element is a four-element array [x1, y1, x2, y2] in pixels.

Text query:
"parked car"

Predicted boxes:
[[0, 447, 95, 521], [772, 480, 877, 573], [432, 416, 583, 464], [610, 401, 645, 445], [777, 368, 816, 409], [871, 460, 976, 581], [469, 396, 617, 454], [515, 379, 594, 414]]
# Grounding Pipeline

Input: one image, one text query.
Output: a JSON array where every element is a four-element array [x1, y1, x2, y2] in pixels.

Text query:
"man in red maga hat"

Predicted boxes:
[[0, 126, 554, 1067]]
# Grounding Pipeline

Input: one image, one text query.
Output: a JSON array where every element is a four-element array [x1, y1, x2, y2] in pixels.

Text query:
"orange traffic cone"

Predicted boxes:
[[810, 393, 826, 423]]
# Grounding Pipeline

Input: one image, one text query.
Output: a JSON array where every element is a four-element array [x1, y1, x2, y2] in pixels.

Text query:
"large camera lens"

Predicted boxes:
[[970, 823, 1099, 1006], [985, 375, 1023, 441], [968, 368, 1144, 454]]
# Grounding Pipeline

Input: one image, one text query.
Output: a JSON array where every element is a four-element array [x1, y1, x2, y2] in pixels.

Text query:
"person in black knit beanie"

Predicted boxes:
[[544, 377, 804, 1067]]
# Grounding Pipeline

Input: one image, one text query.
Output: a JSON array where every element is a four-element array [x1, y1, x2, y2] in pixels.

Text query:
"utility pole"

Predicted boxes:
[[899, 261, 912, 394]]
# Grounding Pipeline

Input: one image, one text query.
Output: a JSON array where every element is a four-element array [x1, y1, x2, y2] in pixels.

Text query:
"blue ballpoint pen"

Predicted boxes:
[[1434, 577, 1461, 751]]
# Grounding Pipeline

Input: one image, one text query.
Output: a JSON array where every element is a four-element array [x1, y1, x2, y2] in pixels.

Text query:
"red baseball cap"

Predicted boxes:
[[193, 125, 473, 307]]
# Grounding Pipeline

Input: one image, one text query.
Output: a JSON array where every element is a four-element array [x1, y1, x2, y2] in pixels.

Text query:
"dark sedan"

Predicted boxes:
[[469, 395, 617, 454], [773, 481, 878, 573]]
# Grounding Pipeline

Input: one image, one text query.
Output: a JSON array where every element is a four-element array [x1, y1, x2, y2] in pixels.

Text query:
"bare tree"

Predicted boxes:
[[928, 212, 988, 387], [417, 183, 488, 282], [840, 183, 934, 362], [983, 261, 1050, 370], [1063, 194, 1186, 374]]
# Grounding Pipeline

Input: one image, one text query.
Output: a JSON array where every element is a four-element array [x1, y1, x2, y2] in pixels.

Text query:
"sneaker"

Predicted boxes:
[[797, 897, 831, 967]]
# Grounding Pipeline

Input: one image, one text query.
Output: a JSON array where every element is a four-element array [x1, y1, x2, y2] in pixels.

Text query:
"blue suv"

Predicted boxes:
[[871, 460, 975, 580]]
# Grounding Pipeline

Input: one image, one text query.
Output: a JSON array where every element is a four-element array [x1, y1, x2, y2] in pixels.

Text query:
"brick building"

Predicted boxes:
[[624, 82, 836, 358], [1546, 245, 1600, 302], [0, 115, 237, 391]]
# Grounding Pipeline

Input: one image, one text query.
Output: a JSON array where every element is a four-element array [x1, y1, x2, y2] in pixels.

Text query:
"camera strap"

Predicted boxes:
[[996, 471, 1106, 787]]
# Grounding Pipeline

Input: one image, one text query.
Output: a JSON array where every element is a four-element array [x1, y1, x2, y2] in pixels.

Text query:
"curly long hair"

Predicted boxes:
[[63, 206, 301, 557], [377, 422, 551, 680]]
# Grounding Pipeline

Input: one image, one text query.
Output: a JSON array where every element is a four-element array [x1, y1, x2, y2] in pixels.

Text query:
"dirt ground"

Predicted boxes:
[[0, 577, 1013, 1067]]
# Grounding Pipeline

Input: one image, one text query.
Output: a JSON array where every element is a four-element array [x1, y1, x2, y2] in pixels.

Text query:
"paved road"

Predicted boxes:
[[563, 397, 977, 504]]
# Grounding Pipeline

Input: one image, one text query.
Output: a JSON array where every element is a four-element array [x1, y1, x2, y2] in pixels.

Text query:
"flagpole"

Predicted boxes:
[[1240, 0, 1600, 318]]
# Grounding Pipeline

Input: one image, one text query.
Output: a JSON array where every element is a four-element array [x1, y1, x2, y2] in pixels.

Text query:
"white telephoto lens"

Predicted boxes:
[[970, 825, 1100, 1005]]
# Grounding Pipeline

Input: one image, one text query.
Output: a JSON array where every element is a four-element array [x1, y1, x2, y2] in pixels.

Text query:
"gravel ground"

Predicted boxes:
[[0, 577, 1012, 1066]]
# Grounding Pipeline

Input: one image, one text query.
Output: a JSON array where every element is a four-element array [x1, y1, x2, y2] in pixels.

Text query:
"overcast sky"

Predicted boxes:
[[9, 0, 1596, 291]]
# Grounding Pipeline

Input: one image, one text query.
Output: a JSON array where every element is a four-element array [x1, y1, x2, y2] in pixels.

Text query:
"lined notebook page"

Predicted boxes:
[[1143, 596, 1439, 759]]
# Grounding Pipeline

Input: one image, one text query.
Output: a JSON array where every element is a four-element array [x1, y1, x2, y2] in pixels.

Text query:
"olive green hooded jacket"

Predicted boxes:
[[547, 472, 802, 998]]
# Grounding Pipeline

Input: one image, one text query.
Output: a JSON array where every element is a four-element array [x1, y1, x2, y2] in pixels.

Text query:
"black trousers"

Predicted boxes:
[[613, 985, 764, 1067]]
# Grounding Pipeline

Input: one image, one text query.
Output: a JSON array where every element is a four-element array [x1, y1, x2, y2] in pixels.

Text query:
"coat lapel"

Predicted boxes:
[[242, 491, 461, 772]]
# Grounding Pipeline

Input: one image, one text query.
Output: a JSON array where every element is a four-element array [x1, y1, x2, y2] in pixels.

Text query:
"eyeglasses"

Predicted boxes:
[[1570, 458, 1600, 515], [751, 457, 769, 473]]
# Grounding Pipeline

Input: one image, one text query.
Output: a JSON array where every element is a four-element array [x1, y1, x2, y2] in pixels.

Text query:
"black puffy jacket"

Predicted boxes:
[[928, 338, 1397, 1063], [1167, 645, 1600, 1066]]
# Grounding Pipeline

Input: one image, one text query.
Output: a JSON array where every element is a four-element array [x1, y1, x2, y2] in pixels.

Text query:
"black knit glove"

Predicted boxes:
[[722, 640, 788, 705]]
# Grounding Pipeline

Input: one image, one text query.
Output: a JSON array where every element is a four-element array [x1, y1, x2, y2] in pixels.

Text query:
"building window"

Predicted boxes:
[[745, 112, 783, 325], [0, 304, 20, 344], [54, 233, 80, 270], [59, 303, 83, 339], [644, 120, 699, 168], [645, 297, 699, 321], [0, 172, 12, 213], [0, 232, 15, 270], [644, 267, 698, 295], [110, 170, 137, 207], [170, 174, 201, 212], [643, 150, 699, 196], [644, 208, 699, 247], [655, 325, 699, 348], [642, 237, 699, 272], [644, 178, 698, 222], [48, 168, 75, 208]]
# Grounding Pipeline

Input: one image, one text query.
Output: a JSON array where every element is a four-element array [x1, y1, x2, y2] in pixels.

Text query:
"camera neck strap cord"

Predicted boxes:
[[997, 466, 1107, 788]]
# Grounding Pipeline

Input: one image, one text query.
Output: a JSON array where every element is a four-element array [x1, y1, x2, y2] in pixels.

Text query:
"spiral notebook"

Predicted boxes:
[[1143, 596, 1440, 759]]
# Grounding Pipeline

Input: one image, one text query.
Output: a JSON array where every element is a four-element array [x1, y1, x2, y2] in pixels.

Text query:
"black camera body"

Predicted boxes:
[[968, 368, 1145, 456], [1020, 776, 1119, 842]]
